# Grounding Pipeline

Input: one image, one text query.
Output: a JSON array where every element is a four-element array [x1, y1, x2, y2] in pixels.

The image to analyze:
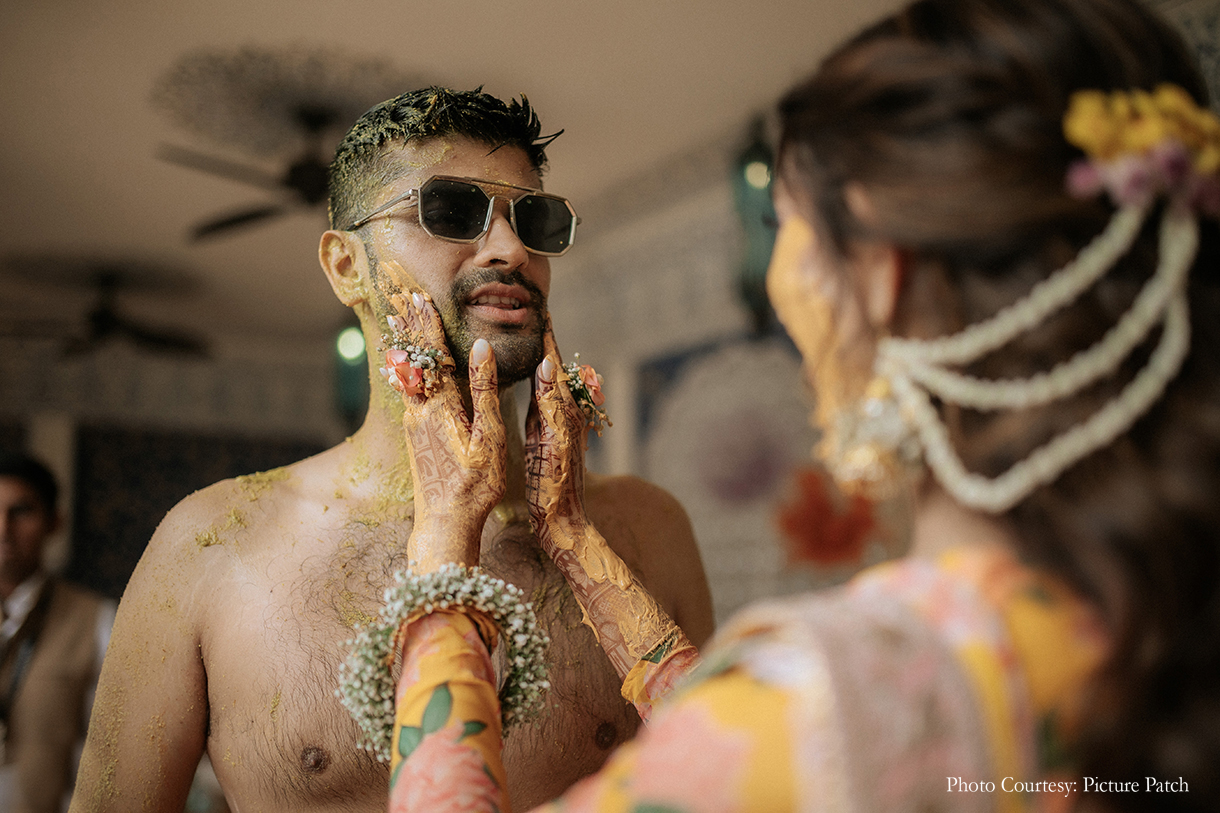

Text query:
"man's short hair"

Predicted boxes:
[[0, 452, 59, 515], [328, 86, 557, 231]]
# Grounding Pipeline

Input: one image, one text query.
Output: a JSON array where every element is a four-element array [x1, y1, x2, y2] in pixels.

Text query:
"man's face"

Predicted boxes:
[[0, 477, 54, 587], [358, 136, 553, 384]]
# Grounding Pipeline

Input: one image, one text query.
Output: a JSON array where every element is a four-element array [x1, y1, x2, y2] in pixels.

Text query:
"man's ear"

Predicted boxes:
[[319, 229, 370, 306]]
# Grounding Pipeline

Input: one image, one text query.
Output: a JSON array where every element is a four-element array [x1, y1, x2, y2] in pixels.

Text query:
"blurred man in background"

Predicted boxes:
[[0, 453, 114, 813]]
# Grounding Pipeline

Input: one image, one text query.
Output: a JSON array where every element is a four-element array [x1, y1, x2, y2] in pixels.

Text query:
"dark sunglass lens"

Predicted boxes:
[[420, 180, 489, 240], [514, 195, 574, 254]]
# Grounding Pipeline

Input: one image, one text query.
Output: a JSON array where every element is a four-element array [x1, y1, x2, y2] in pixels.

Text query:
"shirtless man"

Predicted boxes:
[[70, 87, 714, 812]]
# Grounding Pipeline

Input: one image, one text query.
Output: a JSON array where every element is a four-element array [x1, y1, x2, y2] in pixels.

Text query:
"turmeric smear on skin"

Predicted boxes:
[[338, 590, 375, 629], [195, 507, 248, 549], [236, 467, 291, 501]]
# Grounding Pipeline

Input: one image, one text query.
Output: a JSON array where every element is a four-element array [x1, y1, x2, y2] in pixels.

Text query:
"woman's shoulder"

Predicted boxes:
[[682, 555, 997, 811]]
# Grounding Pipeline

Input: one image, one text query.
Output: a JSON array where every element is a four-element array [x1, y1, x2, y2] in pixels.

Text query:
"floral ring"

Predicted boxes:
[[563, 354, 611, 435], [380, 315, 446, 398]]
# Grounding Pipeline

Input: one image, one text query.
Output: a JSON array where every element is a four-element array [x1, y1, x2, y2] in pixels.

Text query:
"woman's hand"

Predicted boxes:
[[525, 324, 694, 686], [379, 260, 507, 572], [524, 323, 593, 549]]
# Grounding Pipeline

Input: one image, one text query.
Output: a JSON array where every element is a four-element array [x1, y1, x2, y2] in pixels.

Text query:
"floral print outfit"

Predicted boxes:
[[392, 546, 1106, 812]]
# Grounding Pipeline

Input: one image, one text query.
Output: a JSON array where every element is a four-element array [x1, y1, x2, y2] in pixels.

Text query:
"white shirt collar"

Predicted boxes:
[[1, 572, 47, 642]]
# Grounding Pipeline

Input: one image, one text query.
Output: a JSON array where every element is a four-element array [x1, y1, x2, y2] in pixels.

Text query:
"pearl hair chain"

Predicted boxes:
[[876, 204, 1196, 513]]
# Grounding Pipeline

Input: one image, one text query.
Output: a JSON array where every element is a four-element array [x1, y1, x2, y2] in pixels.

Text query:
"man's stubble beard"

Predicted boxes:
[[366, 249, 546, 387], [442, 268, 547, 385]]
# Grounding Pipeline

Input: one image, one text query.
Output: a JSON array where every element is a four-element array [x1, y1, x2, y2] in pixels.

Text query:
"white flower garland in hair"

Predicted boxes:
[[876, 205, 1195, 513], [891, 205, 1195, 410], [336, 563, 550, 763], [883, 204, 1149, 369], [842, 84, 1219, 513]]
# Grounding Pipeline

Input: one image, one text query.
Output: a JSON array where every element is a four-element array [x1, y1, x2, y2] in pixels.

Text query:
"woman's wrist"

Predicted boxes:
[[409, 514, 485, 570]]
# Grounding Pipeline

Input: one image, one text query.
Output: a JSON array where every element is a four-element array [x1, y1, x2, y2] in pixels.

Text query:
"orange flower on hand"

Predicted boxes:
[[562, 356, 611, 434], [579, 365, 606, 406], [384, 349, 426, 397]]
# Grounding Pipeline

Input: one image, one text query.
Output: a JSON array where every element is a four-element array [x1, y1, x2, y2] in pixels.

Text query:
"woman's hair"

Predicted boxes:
[[778, 0, 1219, 807]]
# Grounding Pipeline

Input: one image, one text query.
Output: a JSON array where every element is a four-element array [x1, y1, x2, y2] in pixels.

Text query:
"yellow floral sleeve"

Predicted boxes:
[[537, 667, 797, 813], [619, 628, 700, 724], [391, 609, 508, 813], [388, 547, 1104, 812]]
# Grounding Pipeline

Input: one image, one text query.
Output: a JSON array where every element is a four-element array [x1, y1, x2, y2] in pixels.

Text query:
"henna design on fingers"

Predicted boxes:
[[367, 260, 509, 570], [524, 328, 685, 678]]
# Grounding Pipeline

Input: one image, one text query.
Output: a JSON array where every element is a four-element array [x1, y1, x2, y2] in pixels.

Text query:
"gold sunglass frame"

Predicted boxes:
[[345, 175, 580, 257]]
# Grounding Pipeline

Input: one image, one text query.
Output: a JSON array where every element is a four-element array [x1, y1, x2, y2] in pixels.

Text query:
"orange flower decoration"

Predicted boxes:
[[384, 348, 426, 397], [579, 364, 606, 406], [776, 466, 875, 567]]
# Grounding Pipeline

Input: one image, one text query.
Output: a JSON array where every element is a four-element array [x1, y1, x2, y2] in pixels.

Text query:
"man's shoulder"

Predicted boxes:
[[150, 474, 257, 547], [583, 472, 698, 573], [584, 472, 715, 647], [153, 454, 327, 547], [585, 472, 692, 535]]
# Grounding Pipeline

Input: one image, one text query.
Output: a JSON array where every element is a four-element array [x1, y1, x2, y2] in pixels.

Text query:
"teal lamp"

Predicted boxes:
[[732, 118, 778, 334], [334, 323, 369, 432]]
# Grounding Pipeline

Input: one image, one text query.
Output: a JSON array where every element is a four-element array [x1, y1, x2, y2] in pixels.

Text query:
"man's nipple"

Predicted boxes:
[[594, 721, 618, 751], [299, 745, 331, 775]]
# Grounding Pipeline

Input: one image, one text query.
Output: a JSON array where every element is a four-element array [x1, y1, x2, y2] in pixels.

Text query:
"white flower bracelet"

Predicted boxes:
[[336, 563, 551, 763]]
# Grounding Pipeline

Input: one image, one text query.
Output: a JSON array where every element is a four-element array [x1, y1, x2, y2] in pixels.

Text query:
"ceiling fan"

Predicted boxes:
[[0, 257, 209, 357], [157, 104, 333, 241], [150, 46, 426, 242]]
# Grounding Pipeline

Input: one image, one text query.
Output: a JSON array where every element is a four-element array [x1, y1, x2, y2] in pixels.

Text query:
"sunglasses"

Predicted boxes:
[[345, 175, 580, 256]]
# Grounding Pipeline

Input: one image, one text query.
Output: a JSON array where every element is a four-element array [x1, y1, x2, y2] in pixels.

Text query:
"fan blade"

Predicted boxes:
[[0, 316, 74, 339], [117, 319, 209, 357], [158, 144, 284, 190], [0, 255, 197, 296], [191, 205, 287, 240]]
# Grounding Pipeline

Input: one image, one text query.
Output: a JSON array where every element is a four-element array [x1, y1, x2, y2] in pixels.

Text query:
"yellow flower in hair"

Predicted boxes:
[[1063, 90, 1122, 159], [1123, 112, 1167, 153], [1197, 142, 1220, 175], [1065, 84, 1220, 171], [1153, 84, 1198, 119], [1064, 83, 1220, 217]]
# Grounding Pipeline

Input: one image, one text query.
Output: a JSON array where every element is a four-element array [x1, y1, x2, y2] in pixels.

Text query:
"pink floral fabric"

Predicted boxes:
[[390, 720, 500, 813], [392, 549, 1101, 813], [620, 630, 699, 724], [621, 703, 751, 813]]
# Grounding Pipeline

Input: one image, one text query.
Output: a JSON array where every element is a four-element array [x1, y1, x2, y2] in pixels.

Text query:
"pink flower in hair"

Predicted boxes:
[[1104, 154, 1158, 208], [1150, 139, 1193, 187], [1066, 160, 1104, 200]]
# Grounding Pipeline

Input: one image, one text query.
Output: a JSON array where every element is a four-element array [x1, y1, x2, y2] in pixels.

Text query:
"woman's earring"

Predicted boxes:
[[820, 376, 922, 500]]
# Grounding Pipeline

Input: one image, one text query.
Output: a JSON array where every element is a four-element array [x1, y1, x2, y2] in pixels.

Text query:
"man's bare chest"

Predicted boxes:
[[199, 522, 639, 810]]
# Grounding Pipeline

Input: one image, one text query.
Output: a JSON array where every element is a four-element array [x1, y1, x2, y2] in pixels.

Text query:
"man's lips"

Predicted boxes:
[[463, 282, 533, 324]]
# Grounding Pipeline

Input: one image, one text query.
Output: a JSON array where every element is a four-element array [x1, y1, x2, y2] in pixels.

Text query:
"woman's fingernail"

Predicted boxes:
[[540, 356, 555, 382], [412, 292, 425, 310], [472, 338, 490, 365]]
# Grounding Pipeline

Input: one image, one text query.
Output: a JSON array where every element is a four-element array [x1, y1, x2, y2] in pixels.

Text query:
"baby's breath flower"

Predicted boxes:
[[336, 563, 550, 763]]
